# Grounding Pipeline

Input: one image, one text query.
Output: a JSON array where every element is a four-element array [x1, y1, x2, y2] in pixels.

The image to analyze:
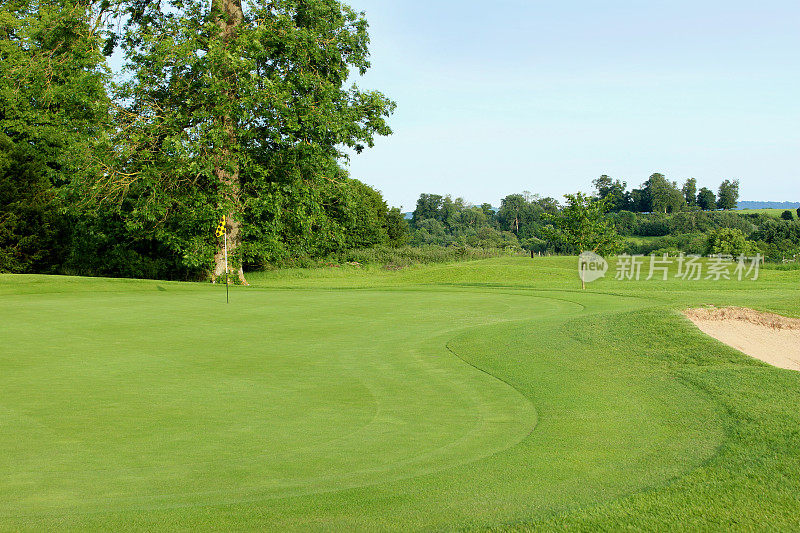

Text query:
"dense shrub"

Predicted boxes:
[[460, 227, 519, 250], [706, 228, 760, 256], [0, 139, 73, 273], [411, 218, 450, 246], [337, 245, 507, 267], [610, 211, 637, 236], [634, 216, 672, 237], [520, 237, 551, 254], [624, 233, 707, 256]]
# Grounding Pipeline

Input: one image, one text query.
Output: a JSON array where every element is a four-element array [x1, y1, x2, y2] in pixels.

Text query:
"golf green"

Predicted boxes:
[[2, 257, 799, 530]]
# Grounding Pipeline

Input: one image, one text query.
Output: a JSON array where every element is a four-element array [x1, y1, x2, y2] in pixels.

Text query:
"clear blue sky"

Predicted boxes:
[[343, 0, 800, 210]]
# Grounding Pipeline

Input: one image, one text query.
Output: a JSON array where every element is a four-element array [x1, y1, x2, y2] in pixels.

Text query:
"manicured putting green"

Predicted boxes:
[[1, 258, 799, 529]]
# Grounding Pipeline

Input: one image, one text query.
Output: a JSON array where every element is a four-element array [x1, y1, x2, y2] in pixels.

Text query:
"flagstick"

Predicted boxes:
[[224, 230, 229, 304]]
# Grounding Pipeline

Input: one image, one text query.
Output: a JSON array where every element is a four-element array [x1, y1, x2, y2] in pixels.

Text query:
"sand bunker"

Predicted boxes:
[[685, 307, 800, 371]]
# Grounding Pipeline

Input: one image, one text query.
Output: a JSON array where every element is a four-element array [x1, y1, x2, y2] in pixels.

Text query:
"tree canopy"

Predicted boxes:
[[697, 187, 716, 211], [0, 0, 404, 279], [94, 0, 396, 282], [682, 178, 697, 206], [717, 179, 740, 210], [543, 193, 622, 256], [0, 0, 109, 272]]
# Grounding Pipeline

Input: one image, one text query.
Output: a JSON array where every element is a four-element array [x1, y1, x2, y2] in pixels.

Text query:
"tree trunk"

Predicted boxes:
[[210, 0, 247, 285], [212, 211, 247, 285]]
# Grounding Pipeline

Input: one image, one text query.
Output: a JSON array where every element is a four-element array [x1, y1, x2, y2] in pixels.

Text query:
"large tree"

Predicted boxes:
[[543, 193, 622, 255], [97, 0, 394, 282], [645, 173, 685, 214], [411, 193, 445, 227], [0, 0, 110, 272], [592, 175, 630, 212], [697, 187, 716, 211], [682, 178, 697, 206], [497, 194, 526, 234], [717, 179, 740, 210]]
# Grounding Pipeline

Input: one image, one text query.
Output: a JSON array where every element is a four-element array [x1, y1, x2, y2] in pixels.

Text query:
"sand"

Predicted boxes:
[[685, 307, 800, 372]]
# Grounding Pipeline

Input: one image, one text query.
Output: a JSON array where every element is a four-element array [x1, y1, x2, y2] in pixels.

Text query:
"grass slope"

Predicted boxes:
[[1, 257, 799, 530], [736, 207, 795, 218]]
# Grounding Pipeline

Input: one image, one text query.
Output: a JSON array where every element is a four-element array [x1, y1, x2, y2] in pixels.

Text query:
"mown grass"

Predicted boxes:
[[1, 257, 799, 530]]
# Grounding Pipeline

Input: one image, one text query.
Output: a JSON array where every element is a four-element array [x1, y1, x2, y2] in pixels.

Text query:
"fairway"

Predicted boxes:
[[2, 257, 800, 530]]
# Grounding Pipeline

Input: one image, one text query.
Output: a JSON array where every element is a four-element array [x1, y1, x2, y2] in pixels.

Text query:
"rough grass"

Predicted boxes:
[[1, 257, 799, 530], [261, 245, 512, 270], [736, 208, 795, 217], [337, 244, 511, 266]]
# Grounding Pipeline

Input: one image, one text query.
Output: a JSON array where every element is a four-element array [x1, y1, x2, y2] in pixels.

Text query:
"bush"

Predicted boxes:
[[336, 245, 507, 267], [462, 226, 519, 250], [634, 216, 671, 237], [706, 228, 760, 256], [625, 233, 707, 256], [781, 210, 795, 221], [611, 211, 637, 236], [520, 237, 551, 254]]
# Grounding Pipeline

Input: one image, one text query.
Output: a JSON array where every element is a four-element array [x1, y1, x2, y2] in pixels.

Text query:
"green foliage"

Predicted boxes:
[[609, 210, 637, 236], [495, 193, 556, 239], [337, 244, 506, 267], [593, 175, 631, 212], [0, 0, 110, 273], [411, 194, 446, 227], [62, 210, 192, 279], [1, 0, 794, 280], [586, 173, 744, 215], [479, 203, 497, 226], [408, 192, 556, 251], [781, 210, 795, 221], [496, 194, 526, 234], [682, 177, 697, 205], [463, 226, 519, 249], [410, 194, 486, 236], [644, 173, 686, 214], [96, 0, 396, 275], [384, 207, 410, 247], [716, 179, 740, 210], [750, 218, 800, 262], [697, 187, 716, 210], [634, 214, 672, 237], [543, 192, 622, 255], [242, 174, 403, 268], [705, 227, 759, 256], [403, 183, 796, 261], [0, 135, 70, 272], [624, 233, 707, 256]]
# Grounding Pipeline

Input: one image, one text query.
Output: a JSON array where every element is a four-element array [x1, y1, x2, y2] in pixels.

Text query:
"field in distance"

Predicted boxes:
[[737, 207, 797, 217], [2, 257, 800, 530]]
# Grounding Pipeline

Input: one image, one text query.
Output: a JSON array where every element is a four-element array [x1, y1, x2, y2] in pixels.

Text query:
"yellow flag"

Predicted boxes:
[[215, 216, 226, 237]]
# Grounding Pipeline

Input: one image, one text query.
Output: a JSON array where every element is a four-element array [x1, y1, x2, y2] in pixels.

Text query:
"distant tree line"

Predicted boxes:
[[409, 192, 562, 252], [408, 173, 798, 262], [592, 174, 740, 214]]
